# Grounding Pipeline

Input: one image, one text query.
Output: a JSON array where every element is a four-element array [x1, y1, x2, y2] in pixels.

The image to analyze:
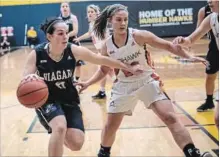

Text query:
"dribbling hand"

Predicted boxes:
[[21, 74, 44, 84]]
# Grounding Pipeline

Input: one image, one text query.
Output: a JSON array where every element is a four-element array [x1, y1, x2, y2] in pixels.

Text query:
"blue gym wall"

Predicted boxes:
[[0, 1, 206, 46]]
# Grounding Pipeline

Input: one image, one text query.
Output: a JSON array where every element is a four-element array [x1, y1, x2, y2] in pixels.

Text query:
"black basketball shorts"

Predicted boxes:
[[206, 48, 219, 74], [36, 102, 84, 133]]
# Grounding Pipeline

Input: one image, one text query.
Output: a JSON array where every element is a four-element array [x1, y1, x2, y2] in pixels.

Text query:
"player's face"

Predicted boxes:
[[87, 7, 97, 22], [111, 10, 128, 35], [208, 0, 219, 13], [61, 3, 70, 15], [48, 22, 69, 49]]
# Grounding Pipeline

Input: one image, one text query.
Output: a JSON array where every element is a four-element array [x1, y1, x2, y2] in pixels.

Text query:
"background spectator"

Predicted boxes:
[[27, 26, 38, 48], [0, 36, 10, 55]]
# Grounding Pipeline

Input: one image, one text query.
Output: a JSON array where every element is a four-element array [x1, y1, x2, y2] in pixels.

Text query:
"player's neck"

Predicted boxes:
[[62, 13, 70, 18], [48, 44, 64, 57], [113, 31, 128, 46]]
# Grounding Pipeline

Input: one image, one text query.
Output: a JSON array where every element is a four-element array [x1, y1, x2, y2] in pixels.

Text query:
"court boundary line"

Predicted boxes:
[[173, 101, 219, 146]]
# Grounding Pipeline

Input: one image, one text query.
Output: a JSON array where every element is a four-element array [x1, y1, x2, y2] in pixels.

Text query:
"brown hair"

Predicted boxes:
[[93, 4, 127, 40]]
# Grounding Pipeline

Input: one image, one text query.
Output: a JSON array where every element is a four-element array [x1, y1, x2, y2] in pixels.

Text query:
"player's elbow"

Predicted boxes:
[[74, 30, 78, 35]]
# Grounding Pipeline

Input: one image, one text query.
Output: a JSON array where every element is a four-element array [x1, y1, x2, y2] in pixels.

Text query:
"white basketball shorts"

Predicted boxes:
[[108, 78, 168, 114]]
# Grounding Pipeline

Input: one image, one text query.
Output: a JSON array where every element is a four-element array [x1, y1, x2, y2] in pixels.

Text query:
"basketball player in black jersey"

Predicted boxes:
[[196, 2, 219, 112], [60, 2, 84, 83], [173, 0, 219, 132], [22, 17, 143, 157]]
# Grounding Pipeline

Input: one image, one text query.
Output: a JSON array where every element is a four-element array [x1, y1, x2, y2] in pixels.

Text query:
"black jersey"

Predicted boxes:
[[35, 42, 80, 105], [61, 14, 77, 42], [204, 5, 218, 50]]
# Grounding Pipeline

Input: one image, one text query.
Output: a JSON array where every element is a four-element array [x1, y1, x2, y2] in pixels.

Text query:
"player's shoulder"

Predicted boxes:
[[132, 28, 150, 38], [35, 42, 48, 52], [70, 14, 78, 21]]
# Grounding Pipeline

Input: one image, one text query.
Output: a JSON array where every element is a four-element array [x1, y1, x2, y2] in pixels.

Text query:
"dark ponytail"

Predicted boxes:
[[40, 17, 64, 35], [93, 6, 110, 40], [93, 4, 128, 40]]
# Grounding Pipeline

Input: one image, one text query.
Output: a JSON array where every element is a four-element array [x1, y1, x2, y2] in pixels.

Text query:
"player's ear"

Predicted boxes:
[[46, 34, 52, 41]]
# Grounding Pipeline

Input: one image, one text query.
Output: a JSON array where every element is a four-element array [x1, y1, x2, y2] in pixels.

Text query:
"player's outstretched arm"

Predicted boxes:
[[173, 14, 212, 46], [134, 30, 208, 65], [71, 44, 143, 75]]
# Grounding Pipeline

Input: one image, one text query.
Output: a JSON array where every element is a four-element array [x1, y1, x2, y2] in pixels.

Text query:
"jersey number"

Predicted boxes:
[[55, 81, 66, 89], [122, 61, 139, 77]]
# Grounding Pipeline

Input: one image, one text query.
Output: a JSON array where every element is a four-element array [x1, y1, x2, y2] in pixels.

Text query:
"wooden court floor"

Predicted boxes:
[[0, 39, 219, 156]]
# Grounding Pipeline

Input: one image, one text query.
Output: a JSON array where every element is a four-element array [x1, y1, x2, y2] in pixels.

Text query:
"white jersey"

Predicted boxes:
[[106, 28, 154, 82], [210, 12, 219, 49]]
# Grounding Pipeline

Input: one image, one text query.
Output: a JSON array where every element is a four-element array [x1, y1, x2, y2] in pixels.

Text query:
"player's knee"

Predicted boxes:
[[66, 139, 84, 151], [163, 112, 178, 125], [65, 131, 84, 151], [52, 123, 67, 135], [69, 142, 84, 151]]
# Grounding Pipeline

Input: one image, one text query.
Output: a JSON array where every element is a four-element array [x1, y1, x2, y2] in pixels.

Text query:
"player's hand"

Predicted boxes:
[[21, 74, 44, 83], [173, 36, 191, 46], [128, 64, 145, 76], [189, 56, 209, 66], [151, 72, 164, 87], [122, 62, 144, 77], [73, 38, 80, 43], [74, 81, 90, 93]]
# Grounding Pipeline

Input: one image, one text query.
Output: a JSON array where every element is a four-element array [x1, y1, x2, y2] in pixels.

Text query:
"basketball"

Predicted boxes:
[[17, 77, 48, 108]]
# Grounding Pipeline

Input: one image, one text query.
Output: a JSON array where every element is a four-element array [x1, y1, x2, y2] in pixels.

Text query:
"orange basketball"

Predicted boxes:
[[17, 78, 49, 108]]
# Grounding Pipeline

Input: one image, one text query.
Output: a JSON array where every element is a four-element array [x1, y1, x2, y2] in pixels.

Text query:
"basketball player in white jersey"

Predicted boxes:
[[173, 0, 219, 129], [76, 4, 212, 157], [74, 4, 113, 99]]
